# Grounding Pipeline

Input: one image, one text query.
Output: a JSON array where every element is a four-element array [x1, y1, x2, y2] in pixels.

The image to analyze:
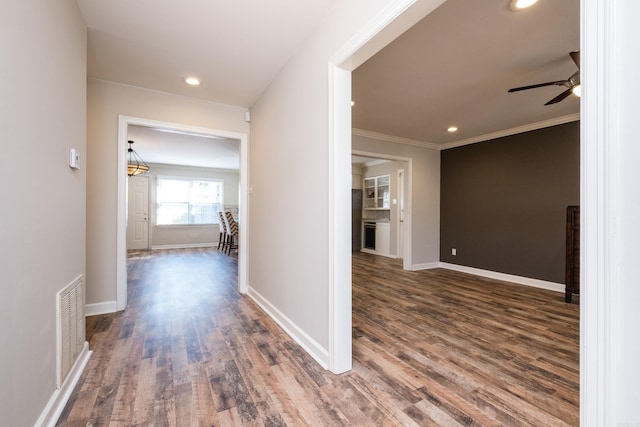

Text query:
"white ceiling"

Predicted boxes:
[[76, 0, 579, 168], [76, 0, 341, 107], [127, 126, 239, 170]]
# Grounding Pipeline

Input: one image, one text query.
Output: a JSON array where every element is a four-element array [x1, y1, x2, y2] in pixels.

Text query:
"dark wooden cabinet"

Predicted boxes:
[[565, 206, 580, 303]]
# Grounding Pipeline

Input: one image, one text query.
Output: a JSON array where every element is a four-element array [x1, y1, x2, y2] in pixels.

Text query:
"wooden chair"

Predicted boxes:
[[223, 211, 239, 255]]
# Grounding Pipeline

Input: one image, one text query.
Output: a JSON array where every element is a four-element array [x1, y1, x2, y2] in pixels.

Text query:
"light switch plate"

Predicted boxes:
[[69, 148, 80, 169]]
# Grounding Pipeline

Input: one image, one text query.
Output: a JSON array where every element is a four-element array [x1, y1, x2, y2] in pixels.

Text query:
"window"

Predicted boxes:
[[156, 177, 223, 225]]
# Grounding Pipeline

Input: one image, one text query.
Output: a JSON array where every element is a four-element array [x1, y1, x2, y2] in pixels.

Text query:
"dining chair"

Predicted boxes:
[[217, 211, 228, 252], [223, 211, 239, 255]]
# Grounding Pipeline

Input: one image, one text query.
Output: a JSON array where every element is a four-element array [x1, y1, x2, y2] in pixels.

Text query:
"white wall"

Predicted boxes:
[[353, 135, 440, 267], [0, 1, 86, 425], [612, 1, 640, 422], [140, 163, 239, 248], [87, 79, 249, 305]]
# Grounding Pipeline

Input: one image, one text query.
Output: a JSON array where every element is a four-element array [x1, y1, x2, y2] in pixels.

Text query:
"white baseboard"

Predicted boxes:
[[411, 261, 440, 271], [150, 243, 216, 250], [247, 286, 329, 369], [360, 248, 397, 258], [438, 262, 565, 293], [85, 301, 118, 316], [34, 342, 92, 427]]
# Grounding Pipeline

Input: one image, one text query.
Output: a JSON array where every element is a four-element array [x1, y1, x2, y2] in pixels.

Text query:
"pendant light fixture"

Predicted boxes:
[[127, 140, 150, 176]]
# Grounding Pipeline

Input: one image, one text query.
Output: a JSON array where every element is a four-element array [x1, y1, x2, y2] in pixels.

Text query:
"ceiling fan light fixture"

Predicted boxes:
[[572, 84, 581, 97], [510, 0, 538, 11]]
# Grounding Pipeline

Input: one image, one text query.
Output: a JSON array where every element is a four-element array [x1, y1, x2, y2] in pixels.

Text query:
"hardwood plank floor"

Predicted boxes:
[[57, 248, 578, 426]]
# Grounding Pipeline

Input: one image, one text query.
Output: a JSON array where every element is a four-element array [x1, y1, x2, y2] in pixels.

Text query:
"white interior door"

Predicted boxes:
[[127, 175, 149, 250], [397, 169, 404, 259]]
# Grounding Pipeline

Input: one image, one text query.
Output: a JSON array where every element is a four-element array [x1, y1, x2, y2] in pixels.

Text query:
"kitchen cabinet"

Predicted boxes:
[[361, 221, 390, 255], [376, 222, 390, 254], [364, 175, 390, 210]]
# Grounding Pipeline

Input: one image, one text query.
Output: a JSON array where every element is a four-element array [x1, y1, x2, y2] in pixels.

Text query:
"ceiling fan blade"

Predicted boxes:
[[570, 50, 580, 69], [508, 80, 567, 93], [544, 88, 573, 105]]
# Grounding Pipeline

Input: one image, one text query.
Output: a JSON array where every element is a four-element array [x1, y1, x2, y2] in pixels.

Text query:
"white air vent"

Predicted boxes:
[[56, 275, 85, 389]]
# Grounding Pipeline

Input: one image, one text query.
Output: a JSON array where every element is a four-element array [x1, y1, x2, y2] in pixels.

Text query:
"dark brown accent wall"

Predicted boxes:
[[440, 121, 580, 283]]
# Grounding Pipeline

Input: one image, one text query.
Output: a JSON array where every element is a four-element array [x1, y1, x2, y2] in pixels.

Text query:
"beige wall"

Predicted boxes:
[[0, 1, 86, 425], [87, 79, 249, 305], [352, 163, 363, 189], [140, 163, 239, 248]]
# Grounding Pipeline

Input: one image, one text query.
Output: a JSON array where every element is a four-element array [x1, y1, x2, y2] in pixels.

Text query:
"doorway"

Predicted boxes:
[[352, 150, 411, 269], [328, 0, 616, 420], [116, 115, 249, 311]]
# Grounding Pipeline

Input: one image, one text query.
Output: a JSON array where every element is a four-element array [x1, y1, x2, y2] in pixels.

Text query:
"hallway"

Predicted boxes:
[[57, 248, 578, 426]]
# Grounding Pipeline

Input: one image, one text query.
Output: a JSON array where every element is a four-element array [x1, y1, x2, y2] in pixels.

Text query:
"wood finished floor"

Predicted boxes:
[[57, 248, 579, 426]]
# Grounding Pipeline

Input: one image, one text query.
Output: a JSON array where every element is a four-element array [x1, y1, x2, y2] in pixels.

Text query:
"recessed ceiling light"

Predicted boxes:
[[510, 0, 538, 11], [183, 76, 201, 86], [351, 100, 355, 107], [447, 126, 458, 133]]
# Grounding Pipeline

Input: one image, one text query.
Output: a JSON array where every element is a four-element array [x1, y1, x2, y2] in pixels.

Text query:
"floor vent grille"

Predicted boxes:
[[56, 275, 85, 389]]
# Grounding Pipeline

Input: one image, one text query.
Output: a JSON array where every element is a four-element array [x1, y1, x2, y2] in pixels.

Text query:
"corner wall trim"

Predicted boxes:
[[34, 342, 91, 427], [438, 262, 565, 293], [247, 286, 329, 369], [85, 301, 118, 316]]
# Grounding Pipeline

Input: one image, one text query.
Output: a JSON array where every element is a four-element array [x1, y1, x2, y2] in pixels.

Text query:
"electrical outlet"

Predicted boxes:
[[452, 248, 457, 256]]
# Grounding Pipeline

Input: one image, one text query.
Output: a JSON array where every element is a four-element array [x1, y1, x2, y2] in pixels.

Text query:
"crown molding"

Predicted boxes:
[[353, 113, 580, 151], [352, 128, 440, 149], [439, 113, 581, 150]]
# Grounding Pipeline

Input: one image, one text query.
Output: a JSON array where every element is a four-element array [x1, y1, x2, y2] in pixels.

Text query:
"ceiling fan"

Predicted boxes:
[[508, 51, 580, 105]]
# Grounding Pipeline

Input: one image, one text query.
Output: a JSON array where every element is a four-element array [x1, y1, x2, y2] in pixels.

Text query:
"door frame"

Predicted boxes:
[[116, 115, 249, 311], [330, 0, 616, 421], [397, 168, 405, 260], [327, 0, 446, 375], [352, 150, 412, 269]]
